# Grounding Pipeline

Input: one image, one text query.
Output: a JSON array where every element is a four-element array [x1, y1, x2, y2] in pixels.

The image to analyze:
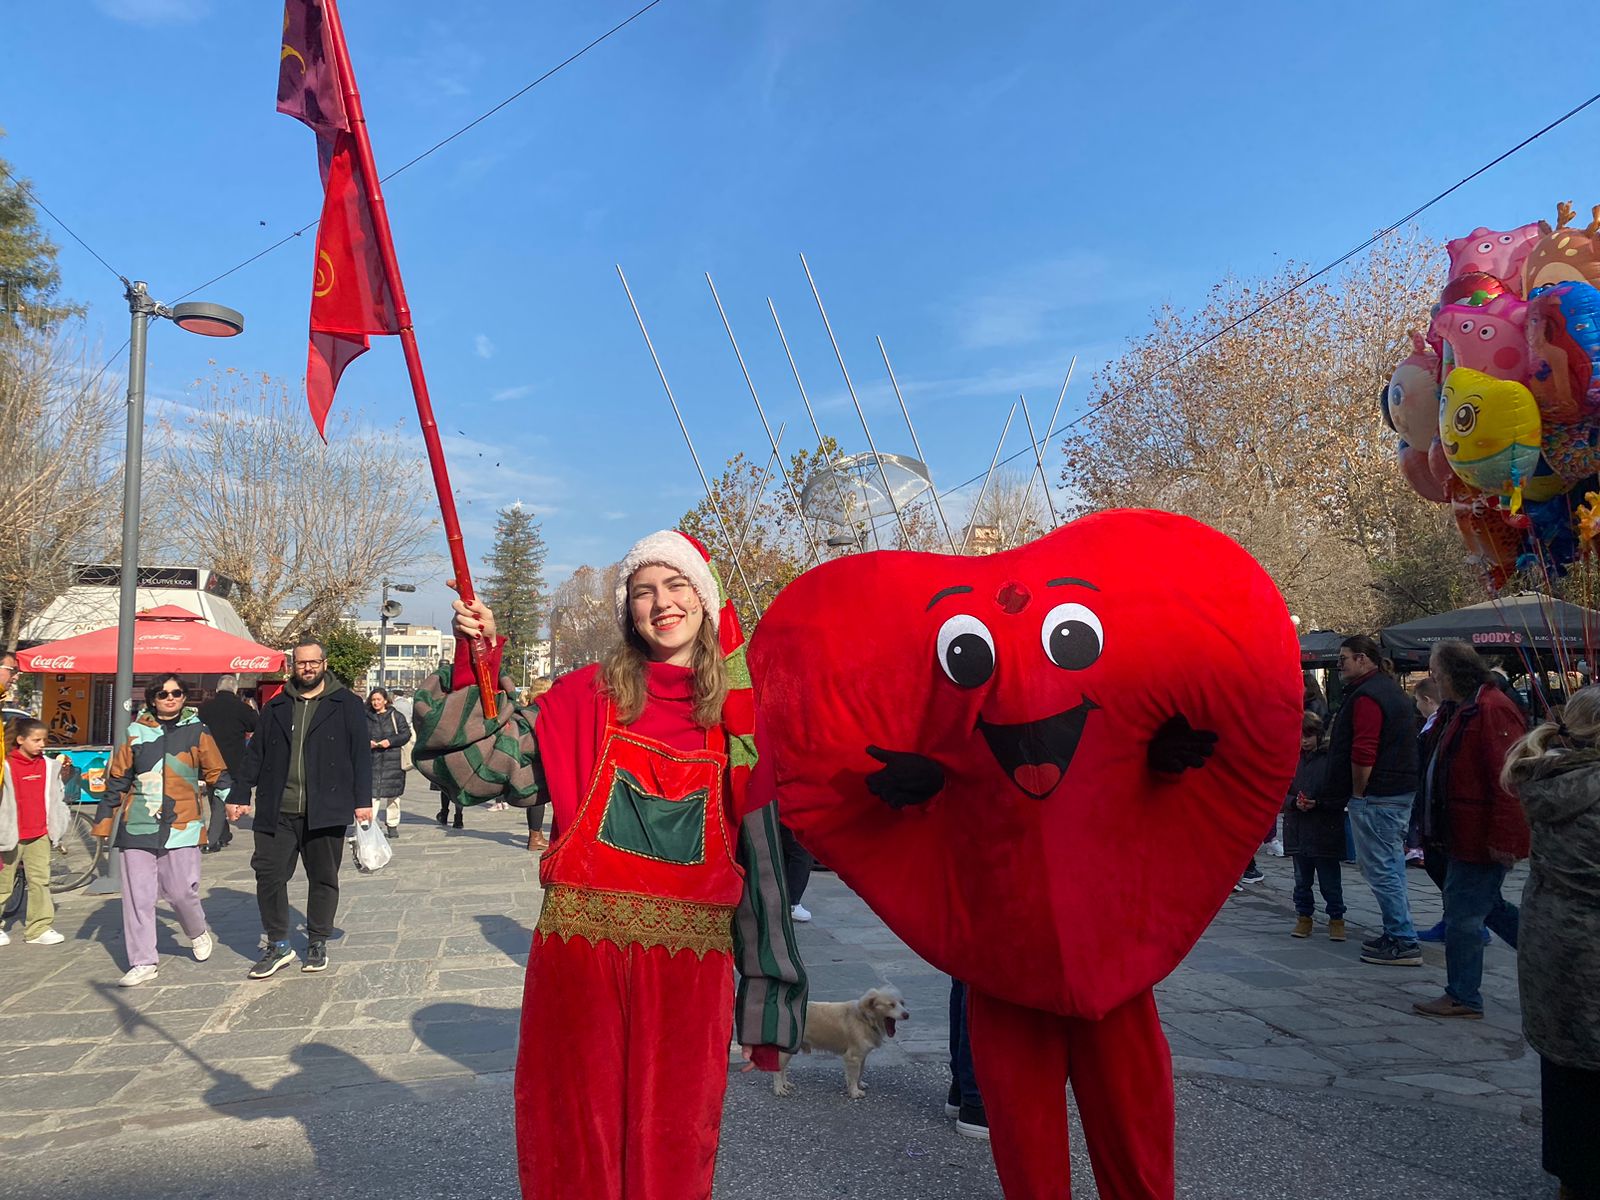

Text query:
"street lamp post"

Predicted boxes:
[[98, 282, 243, 897], [377, 579, 416, 689]]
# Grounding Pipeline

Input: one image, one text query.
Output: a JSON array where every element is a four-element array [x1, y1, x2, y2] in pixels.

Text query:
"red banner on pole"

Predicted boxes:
[[279, 0, 398, 437]]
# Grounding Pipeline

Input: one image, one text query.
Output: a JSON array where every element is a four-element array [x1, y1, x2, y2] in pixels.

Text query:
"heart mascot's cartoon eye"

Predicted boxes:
[[936, 614, 995, 688], [1040, 603, 1103, 670]]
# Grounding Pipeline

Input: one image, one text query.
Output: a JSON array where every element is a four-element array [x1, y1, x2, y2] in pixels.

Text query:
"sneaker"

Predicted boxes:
[[1361, 933, 1389, 952], [790, 904, 812, 923], [1328, 918, 1347, 942], [302, 940, 328, 972], [1291, 915, 1313, 938], [1264, 838, 1284, 858], [1240, 864, 1265, 885], [249, 942, 296, 979], [24, 929, 65, 945], [1417, 920, 1446, 943], [385, 824, 400, 841], [119, 964, 159, 987], [1231, 882, 1244, 893], [955, 1102, 990, 1141], [945, 1081, 961, 1118], [0, 929, 9, 946], [1412, 994, 1483, 1020], [191, 930, 214, 962], [1361, 938, 1423, 966]]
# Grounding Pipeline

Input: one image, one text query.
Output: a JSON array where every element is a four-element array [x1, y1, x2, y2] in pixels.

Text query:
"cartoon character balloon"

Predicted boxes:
[[1446, 223, 1542, 291], [1524, 203, 1600, 294], [1527, 280, 1600, 424], [1438, 293, 1530, 380], [1384, 332, 1448, 502], [1439, 367, 1544, 501], [1448, 480, 1521, 589]]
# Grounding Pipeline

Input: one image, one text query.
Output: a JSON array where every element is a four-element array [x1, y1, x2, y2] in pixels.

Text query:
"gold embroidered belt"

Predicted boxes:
[[535, 884, 735, 959]]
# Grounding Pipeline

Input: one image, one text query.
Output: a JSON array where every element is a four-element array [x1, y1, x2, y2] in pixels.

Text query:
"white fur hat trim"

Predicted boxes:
[[614, 530, 720, 635]]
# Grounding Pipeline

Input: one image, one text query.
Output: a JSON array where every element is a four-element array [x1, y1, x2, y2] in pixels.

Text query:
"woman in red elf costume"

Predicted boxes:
[[413, 529, 807, 1200]]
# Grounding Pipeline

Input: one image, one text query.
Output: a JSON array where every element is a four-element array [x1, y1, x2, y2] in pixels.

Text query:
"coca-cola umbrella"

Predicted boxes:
[[17, 605, 285, 675]]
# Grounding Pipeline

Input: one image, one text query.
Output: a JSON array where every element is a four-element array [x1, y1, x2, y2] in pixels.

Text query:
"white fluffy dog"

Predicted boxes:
[[773, 985, 910, 1099]]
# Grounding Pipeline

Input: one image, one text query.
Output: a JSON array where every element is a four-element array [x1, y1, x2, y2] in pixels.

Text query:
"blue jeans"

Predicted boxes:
[[949, 979, 981, 1108], [1348, 793, 1417, 942], [1292, 855, 1345, 918], [1443, 858, 1520, 1012]]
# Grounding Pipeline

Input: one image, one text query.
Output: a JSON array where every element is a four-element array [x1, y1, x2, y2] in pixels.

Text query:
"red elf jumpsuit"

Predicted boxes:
[[520, 708, 743, 1198], [413, 649, 808, 1200]]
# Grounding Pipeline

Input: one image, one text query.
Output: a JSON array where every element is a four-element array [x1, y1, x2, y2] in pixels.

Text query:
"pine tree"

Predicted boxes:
[[481, 502, 549, 683]]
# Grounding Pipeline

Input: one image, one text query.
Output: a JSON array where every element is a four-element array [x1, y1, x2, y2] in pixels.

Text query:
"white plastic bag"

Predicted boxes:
[[353, 820, 393, 872]]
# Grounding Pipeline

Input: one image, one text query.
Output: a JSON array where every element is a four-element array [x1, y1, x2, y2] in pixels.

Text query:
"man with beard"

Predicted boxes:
[[229, 639, 371, 977]]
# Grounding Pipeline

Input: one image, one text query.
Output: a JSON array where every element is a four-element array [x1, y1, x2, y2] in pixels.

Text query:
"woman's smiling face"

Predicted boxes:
[[628, 564, 703, 665]]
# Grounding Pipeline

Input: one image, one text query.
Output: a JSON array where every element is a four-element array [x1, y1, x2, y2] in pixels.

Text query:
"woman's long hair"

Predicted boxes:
[[1502, 684, 1600, 793], [601, 613, 727, 729]]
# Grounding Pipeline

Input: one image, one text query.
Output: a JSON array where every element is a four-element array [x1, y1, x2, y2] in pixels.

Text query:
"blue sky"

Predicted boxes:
[[5, 0, 1600, 627]]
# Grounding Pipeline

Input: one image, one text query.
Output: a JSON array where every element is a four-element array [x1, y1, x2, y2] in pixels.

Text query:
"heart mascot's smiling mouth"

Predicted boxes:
[[976, 699, 1099, 799]]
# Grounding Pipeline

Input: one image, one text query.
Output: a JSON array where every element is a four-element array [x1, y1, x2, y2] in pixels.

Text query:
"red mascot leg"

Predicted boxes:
[[966, 987, 1074, 1199], [1064, 988, 1175, 1200]]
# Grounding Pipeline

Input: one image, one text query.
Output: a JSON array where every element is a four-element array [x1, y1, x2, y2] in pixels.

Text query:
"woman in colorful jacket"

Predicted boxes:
[[95, 673, 232, 987], [413, 530, 807, 1200]]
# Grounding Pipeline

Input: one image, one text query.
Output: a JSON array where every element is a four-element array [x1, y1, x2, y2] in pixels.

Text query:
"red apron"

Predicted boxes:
[[515, 708, 744, 1200]]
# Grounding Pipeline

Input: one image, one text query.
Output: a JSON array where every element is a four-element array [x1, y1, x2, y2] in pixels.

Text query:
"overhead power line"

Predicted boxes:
[[0, 162, 125, 285], [933, 86, 1600, 502], [176, 0, 667, 300]]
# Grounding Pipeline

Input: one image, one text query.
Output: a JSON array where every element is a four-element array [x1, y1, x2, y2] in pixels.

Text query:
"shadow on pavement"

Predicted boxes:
[[474, 913, 535, 963], [412, 1000, 521, 1070]]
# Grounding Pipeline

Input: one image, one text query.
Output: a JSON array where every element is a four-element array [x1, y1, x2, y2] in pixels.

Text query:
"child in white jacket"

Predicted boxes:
[[1, 717, 73, 945]]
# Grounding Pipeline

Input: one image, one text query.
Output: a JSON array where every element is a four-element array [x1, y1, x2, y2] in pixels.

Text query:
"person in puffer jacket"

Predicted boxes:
[[96, 673, 231, 988], [1503, 686, 1600, 1200]]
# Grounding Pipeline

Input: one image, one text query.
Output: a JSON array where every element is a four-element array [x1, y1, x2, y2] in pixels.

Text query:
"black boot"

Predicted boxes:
[[436, 805, 448, 826], [452, 809, 464, 830]]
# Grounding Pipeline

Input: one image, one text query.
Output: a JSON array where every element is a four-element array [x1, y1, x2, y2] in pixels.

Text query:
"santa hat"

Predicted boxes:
[[614, 529, 724, 636]]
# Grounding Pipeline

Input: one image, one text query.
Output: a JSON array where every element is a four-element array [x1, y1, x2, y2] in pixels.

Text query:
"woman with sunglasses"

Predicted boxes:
[[95, 673, 233, 987]]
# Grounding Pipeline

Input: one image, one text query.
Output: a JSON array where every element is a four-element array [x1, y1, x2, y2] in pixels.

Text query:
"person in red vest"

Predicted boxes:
[[412, 530, 806, 1200]]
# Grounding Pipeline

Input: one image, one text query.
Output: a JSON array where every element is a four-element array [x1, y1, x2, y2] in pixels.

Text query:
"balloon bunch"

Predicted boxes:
[[1384, 202, 1600, 588]]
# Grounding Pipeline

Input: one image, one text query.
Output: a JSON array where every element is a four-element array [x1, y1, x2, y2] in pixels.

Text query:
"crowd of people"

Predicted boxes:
[[2, 583, 1599, 1197], [1284, 633, 1599, 1199]]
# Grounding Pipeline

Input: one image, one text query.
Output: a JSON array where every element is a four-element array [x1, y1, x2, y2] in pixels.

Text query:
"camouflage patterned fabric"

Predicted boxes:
[[411, 662, 544, 807]]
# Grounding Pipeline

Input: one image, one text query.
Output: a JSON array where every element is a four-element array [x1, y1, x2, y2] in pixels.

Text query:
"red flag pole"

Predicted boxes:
[[320, 0, 497, 716]]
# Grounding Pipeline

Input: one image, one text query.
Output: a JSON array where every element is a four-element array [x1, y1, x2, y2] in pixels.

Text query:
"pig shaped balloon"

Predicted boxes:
[[1447, 223, 1541, 292], [1438, 294, 1530, 381], [750, 511, 1300, 1200]]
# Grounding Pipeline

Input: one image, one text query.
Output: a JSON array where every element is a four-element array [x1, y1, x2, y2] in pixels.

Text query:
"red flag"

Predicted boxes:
[[279, 0, 398, 437]]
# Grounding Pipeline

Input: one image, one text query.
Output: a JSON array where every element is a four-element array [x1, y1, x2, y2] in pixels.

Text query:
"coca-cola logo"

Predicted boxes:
[[229, 655, 275, 671], [29, 655, 76, 670]]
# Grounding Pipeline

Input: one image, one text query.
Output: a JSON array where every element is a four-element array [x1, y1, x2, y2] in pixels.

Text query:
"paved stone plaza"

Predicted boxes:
[[0, 778, 1549, 1197]]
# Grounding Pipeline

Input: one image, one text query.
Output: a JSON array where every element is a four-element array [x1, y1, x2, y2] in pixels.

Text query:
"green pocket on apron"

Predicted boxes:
[[598, 767, 708, 865]]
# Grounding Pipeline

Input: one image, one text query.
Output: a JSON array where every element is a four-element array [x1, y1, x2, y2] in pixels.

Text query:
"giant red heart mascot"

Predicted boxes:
[[749, 510, 1301, 1200]]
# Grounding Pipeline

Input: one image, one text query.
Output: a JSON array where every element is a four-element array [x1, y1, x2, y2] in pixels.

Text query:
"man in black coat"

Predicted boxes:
[[228, 639, 371, 979], [198, 676, 254, 852]]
